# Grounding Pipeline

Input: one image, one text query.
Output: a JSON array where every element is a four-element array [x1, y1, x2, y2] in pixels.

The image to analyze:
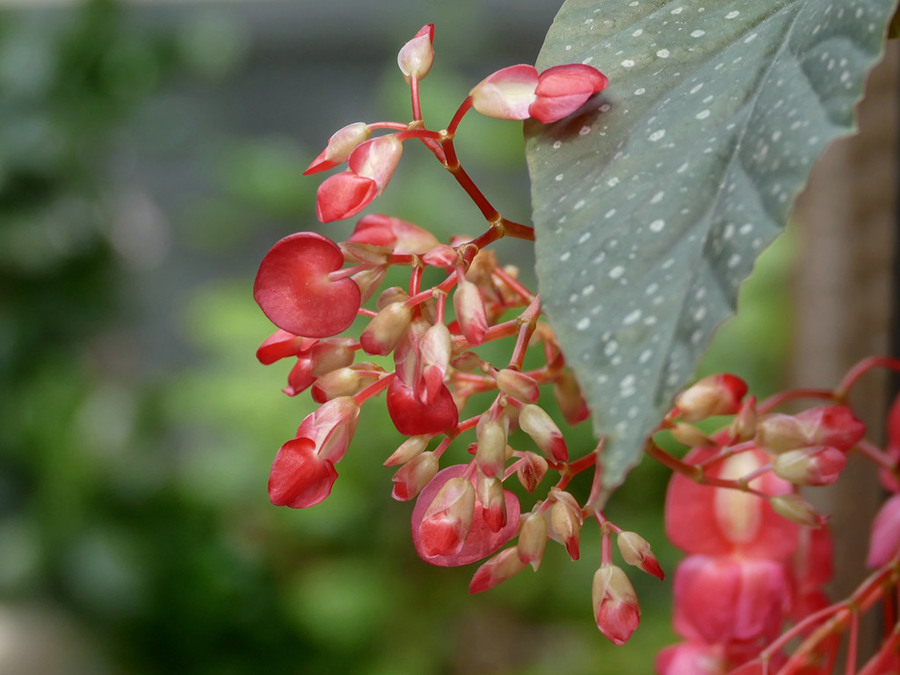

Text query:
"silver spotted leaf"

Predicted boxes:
[[524, 0, 896, 501]]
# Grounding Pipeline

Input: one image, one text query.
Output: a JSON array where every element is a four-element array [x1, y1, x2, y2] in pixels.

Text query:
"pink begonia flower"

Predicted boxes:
[[672, 554, 789, 648], [674, 374, 748, 423], [268, 438, 338, 508], [386, 376, 458, 435], [755, 405, 865, 453], [347, 214, 440, 255], [256, 329, 317, 365], [254, 232, 361, 338], [294, 396, 361, 465], [469, 547, 527, 593], [411, 465, 521, 567], [304, 122, 371, 175], [867, 493, 900, 567], [470, 63, 609, 123], [880, 392, 900, 492], [316, 135, 403, 222], [772, 445, 847, 486], [453, 278, 488, 345], [655, 642, 726, 675], [665, 446, 799, 560], [397, 24, 435, 83]]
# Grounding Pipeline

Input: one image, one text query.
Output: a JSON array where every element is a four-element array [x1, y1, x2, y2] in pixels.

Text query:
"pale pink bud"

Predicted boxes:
[[397, 24, 435, 82], [773, 445, 847, 486], [867, 494, 900, 567], [416, 476, 476, 557], [339, 240, 391, 265], [451, 350, 481, 372], [469, 547, 527, 593], [517, 511, 548, 570], [470, 64, 539, 120], [770, 493, 826, 528], [728, 396, 758, 442], [308, 338, 356, 377], [390, 451, 439, 501], [376, 286, 409, 310], [548, 488, 582, 560], [350, 134, 403, 191], [420, 323, 452, 404], [592, 565, 640, 646], [360, 301, 413, 355], [617, 531, 664, 579], [453, 278, 488, 345], [756, 406, 865, 453], [670, 423, 713, 448], [296, 396, 360, 464], [518, 404, 568, 462], [350, 266, 387, 305], [304, 122, 371, 174], [552, 370, 589, 426], [476, 475, 507, 532], [674, 374, 748, 422], [384, 435, 429, 467], [311, 364, 381, 402], [515, 451, 549, 492], [496, 368, 540, 403], [476, 420, 508, 478]]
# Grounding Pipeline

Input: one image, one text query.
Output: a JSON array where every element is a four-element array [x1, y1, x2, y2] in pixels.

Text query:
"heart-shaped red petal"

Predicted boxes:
[[411, 465, 521, 567], [254, 232, 361, 338], [386, 377, 458, 435]]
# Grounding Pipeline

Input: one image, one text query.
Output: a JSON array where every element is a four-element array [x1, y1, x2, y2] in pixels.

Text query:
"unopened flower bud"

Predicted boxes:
[[304, 122, 371, 174], [674, 374, 748, 423], [773, 446, 847, 486], [548, 489, 582, 560], [454, 278, 488, 346], [311, 364, 382, 402], [391, 451, 439, 501], [476, 420, 508, 478], [592, 564, 641, 645], [384, 435, 429, 467], [376, 286, 409, 310], [756, 406, 865, 453], [309, 338, 356, 377], [517, 511, 548, 570], [451, 351, 481, 372], [496, 368, 540, 403], [518, 404, 568, 462], [469, 547, 527, 593], [420, 323, 452, 404], [340, 241, 391, 265], [350, 266, 387, 304], [516, 451, 549, 492], [476, 474, 507, 532], [416, 476, 475, 557], [728, 396, 758, 442], [360, 301, 413, 355], [670, 423, 713, 448], [397, 24, 435, 82], [553, 370, 590, 426], [770, 493, 826, 528], [617, 531, 664, 579], [422, 244, 456, 268]]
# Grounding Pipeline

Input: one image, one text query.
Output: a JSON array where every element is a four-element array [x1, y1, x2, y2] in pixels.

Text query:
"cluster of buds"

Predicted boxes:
[[253, 23, 666, 645], [652, 362, 900, 674]]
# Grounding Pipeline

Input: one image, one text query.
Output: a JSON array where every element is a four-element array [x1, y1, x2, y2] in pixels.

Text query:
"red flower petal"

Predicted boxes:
[[386, 377, 458, 435], [315, 171, 378, 223], [254, 232, 361, 338], [268, 437, 338, 508]]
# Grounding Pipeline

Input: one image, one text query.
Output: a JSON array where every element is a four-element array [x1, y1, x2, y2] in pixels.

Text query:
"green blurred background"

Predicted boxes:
[[0, 1, 792, 672]]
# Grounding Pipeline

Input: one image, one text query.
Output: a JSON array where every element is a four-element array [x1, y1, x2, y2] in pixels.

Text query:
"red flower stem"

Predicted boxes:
[[329, 264, 369, 281], [368, 121, 411, 131], [432, 436, 453, 460], [446, 96, 473, 136], [405, 270, 460, 308], [757, 388, 836, 414], [352, 371, 395, 405], [396, 127, 444, 143], [586, 442, 606, 511], [358, 307, 377, 318], [858, 627, 900, 675], [508, 306, 539, 370], [645, 440, 769, 497], [837, 356, 900, 398], [493, 266, 537, 302], [410, 75, 422, 121], [855, 439, 896, 471], [697, 440, 757, 468], [845, 610, 860, 675], [409, 264, 423, 297], [600, 530, 612, 566]]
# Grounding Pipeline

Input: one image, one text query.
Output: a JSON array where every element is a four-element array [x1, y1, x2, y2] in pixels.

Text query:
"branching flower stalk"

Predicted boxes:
[[252, 22, 900, 674]]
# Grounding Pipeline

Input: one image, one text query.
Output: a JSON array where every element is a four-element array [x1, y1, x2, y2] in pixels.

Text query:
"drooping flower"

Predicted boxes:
[[592, 564, 641, 645], [268, 437, 338, 509], [316, 135, 403, 222]]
